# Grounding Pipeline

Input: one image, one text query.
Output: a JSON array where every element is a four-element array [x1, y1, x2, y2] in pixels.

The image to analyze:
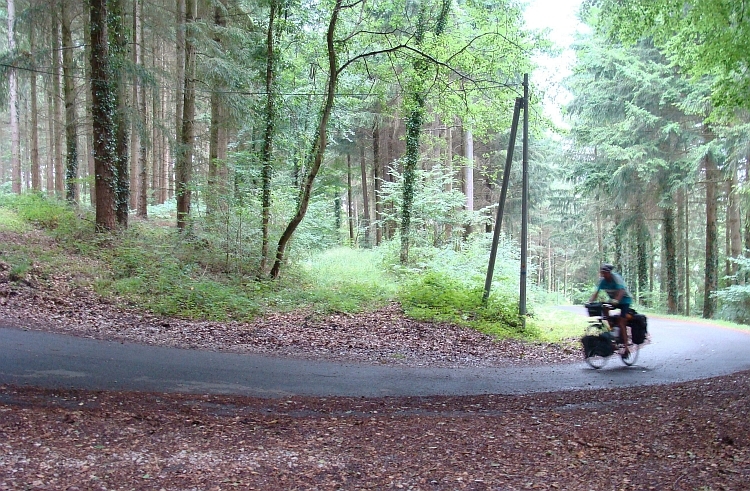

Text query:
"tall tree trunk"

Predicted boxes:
[[46, 85, 55, 195], [207, 0, 227, 218], [685, 186, 691, 316], [62, 0, 79, 203], [664, 202, 678, 314], [110, 0, 130, 227], [7, 0, 20, 193], [463, 125, 474, 220], [270, 0, 342, 279], [260, 0, 279, 273], [703, 128, 719, 318], [176, 0, 196, 231], [444, 122, 453, 241], [372, 118, 382, 246], [174, 0, 185, 197], [347, 154, 354, 243], [84, 10, 96, 206], [400, 0, 450, 264], [136, 0, 148, 218], [90, 0, 118, 231], [726, 165, 742, 280], [130, 0, 140, 211], [53, 13, 64, 196], [636, 217, 648, 306], [359, 139, 370, 247], [676, 189, 685, 313], [30, 20, 41, 192]]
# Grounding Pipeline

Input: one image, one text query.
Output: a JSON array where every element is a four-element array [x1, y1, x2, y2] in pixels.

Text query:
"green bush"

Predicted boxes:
[[398, 271, 537, 339]]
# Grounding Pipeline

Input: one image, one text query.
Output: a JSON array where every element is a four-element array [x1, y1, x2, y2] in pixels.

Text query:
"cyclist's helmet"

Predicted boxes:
[[600, 263, 614, 273]]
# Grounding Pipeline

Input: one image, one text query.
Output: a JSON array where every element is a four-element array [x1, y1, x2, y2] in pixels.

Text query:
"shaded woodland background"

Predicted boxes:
[[1, 0, 749, 324]]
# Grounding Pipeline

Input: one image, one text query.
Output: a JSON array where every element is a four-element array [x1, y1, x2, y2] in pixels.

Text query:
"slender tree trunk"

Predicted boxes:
[[110, 0, 130, 227], [90, 0, 118, 231], [372, 118, 382, 246], [359, 139, 370, 247], [130, 0, 140, 211], [444, 122, 453, 241], [636, 217, 648, 306], [174, 0, 185, 199], [207, 0, 227, 218], [703, 128, 719, 318], [685, 186, 691, 316], [463, 126, 474, 237], [270, 0, 342, 279], [84, 9, 95, 206], [347, 154, 355, 243], [726, 165, 742, 280], [53, 14, 64, 196], [136, 0, 148, 218], [676, 189, 685, 313], [62, 0, 79, 203], [260, 0, 279, 274], [8, 0, 20, 194], [46, 85, 55, 195], [176, 0, 196, 231], [664, 202, 678, 314], [30, 20, 41, 192]]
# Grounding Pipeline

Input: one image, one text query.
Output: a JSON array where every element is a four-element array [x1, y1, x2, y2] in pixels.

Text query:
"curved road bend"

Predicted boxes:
[[1, 313, 749, 398]]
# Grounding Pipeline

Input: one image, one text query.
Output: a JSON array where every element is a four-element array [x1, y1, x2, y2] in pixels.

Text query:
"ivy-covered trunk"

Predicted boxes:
[[636, 218, 649, 306], [109, 0, 130, 227], [400, 98, 424, 264], [399, 0, 450, 264], [90, 0, 118, 231], [703, 128, 719, 318], [260, 0, 279, 275], [663, 203, 678, 313], [62, 0, 78, 203]]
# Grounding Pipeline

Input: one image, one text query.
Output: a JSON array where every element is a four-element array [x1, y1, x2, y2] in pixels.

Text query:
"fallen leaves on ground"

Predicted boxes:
[[1, 230, 748, 489]]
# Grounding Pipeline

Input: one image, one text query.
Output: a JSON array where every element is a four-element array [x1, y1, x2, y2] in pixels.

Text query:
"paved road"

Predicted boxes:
[[2, 312, 749, 398]]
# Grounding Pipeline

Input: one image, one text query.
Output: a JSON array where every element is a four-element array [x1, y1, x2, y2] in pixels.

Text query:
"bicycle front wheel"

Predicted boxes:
[[620, 343, 639, 366], [583, 345, 608, 369]]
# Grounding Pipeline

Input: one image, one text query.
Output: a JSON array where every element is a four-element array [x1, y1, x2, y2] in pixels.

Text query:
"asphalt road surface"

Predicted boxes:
[[2, 312, 749, 398]]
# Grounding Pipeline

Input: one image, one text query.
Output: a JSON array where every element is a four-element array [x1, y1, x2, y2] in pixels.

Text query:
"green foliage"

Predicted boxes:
[[0, 206, 29, 233], [715, 256, 750, 324], [398, 271, 537, 339], [595, 0, 750, 116], [0, 192, 75, 231]]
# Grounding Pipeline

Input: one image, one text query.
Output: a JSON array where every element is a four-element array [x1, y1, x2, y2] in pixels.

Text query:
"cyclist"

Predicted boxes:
[[588, 263, 634, 359]]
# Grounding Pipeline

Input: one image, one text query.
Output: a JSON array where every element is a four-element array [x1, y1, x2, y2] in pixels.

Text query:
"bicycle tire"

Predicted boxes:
[[620, 343, 639, 366], [584, 347, 607, 369]]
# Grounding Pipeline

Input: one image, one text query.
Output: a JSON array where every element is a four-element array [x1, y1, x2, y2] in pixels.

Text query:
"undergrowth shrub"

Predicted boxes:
[[398, 271, 539, 339]]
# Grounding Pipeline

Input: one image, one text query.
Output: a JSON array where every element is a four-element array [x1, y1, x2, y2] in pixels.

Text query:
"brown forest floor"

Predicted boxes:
[[1, 230, 749, 490]]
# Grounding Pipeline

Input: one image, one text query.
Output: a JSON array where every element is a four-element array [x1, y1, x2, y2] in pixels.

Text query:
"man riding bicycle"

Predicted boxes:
[[588, 264, 634, 359]]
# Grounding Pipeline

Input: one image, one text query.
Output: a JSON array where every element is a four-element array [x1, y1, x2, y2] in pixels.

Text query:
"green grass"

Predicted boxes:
[[0, 207, 30, 233]]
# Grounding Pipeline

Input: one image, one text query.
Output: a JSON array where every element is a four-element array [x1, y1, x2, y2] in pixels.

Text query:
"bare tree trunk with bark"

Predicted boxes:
[[176, 0, 196, 231], [30, 18, 41, 192], [8, 0, 21, 194]]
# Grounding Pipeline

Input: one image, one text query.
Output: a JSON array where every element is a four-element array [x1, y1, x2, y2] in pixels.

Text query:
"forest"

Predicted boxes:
[[0, 0, 749, 327]]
